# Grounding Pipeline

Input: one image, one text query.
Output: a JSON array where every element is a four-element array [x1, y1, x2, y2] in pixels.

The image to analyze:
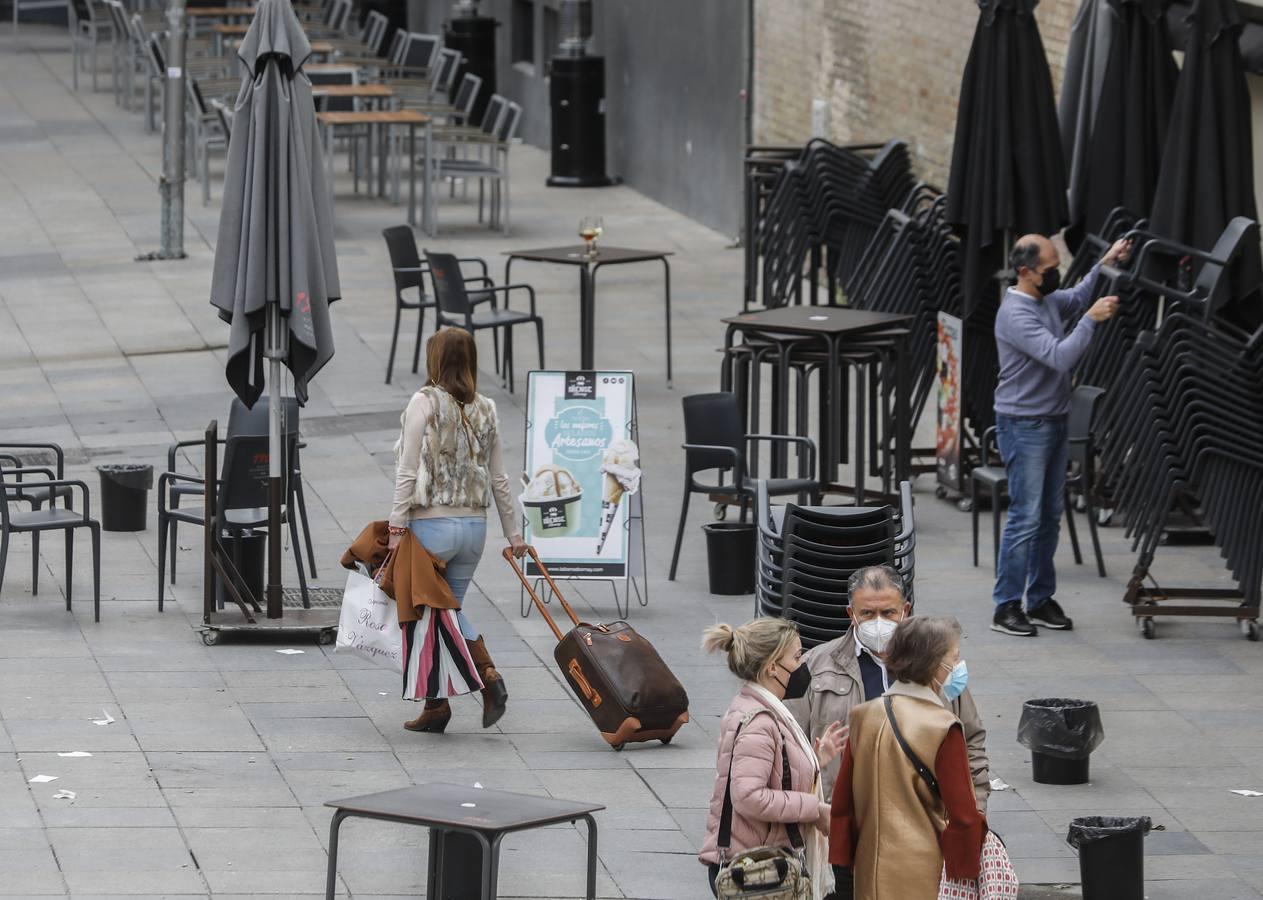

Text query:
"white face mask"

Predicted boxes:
[[855, 617, 899, 655]]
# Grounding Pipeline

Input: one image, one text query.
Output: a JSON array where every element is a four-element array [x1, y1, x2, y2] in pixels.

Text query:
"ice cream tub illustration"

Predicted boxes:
[[521, 465, 584, 537]]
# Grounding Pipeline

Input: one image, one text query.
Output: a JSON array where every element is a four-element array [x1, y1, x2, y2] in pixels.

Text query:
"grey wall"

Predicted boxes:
[[407, 0, 748, 236]]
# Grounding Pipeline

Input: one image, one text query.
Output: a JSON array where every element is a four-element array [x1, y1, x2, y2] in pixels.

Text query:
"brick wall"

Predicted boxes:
[[753, 0, 1083, 186]]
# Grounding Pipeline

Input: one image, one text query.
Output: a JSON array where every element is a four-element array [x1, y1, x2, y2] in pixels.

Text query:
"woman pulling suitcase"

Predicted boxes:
[[387, 328, 527, 733]]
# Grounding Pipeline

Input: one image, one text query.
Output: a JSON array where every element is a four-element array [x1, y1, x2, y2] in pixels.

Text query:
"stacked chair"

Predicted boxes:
[[1090, 217, 1263, 639], [756, 480, 915, 648]]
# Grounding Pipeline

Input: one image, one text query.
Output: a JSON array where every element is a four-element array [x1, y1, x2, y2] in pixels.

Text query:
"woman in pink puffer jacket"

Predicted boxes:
[[699, 618, 847, 898]]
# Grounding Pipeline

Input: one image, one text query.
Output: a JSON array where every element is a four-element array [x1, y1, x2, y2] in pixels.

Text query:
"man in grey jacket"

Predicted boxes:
[[990, 234, 1131, 637], [786, 566, 991, 812]]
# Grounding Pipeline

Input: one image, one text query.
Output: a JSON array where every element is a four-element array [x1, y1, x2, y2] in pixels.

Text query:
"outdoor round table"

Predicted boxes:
[[503, 245, 673, 383], [324, 782, 604, 899]]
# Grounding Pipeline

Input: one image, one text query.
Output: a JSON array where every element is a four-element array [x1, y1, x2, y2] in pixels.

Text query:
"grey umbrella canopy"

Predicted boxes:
[[210, 0, 340, 408]]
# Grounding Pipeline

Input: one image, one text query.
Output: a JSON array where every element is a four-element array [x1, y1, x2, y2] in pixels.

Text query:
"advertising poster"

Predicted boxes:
[[523, 371, 639, 579], [936, 313, 963, 491]]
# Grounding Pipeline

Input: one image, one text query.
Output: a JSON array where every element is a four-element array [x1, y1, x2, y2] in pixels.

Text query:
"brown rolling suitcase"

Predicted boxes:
[[503, 547, 690, 749]]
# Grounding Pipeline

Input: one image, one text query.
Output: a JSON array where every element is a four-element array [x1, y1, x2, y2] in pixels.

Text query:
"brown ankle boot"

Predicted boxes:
[[467, 636, 508, 729], [404, 699, 451, 733]]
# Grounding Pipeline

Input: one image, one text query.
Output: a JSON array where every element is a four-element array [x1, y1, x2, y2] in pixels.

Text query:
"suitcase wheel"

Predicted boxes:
[[611, 742, 626, 751], [659, 737, 673, 745]]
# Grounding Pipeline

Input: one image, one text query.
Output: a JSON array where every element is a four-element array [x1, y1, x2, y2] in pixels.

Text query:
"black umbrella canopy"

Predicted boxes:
[[1151, 0, 1257, 257], [1062, 0, 1178, 246], [210, 0, 340, 407], [946, 0, 1068, 317], [1059, 0, 1116, 245]]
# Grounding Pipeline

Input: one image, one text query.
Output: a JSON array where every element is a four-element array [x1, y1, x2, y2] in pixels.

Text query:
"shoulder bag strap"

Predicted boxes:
[[883, 695, 941, 799], [718, 710, 806, 859]]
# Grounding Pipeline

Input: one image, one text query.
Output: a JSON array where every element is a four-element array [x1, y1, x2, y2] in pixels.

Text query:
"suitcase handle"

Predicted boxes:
[[502, 546, 583, 641], [567, 659, 602, 708]]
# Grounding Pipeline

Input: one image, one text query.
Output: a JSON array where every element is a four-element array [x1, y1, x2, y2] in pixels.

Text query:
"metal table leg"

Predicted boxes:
[[578, 264, 595, 370], [325, 810, 347, 900], [581, 813, 599, 899], [423, 118, 434, 236], [662, 257, 673, 386], [407, 122, 416, 228]]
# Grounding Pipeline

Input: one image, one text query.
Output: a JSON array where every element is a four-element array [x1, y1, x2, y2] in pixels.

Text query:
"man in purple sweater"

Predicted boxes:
[[990, 234, 1131, 637]]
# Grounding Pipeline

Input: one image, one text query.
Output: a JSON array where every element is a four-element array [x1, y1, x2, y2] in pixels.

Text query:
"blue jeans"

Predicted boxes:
[[991, 414, 1068, 610], [408, 517, 487, 640]]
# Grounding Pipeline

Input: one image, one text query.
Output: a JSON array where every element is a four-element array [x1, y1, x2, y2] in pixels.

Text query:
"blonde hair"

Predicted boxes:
[[702, 618, 799, 682]]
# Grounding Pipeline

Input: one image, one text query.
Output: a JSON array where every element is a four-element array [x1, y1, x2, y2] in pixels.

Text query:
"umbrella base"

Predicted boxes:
[[199, 607, 339, 646]]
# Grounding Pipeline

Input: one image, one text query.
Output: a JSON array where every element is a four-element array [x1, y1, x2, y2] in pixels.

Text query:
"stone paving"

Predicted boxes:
[[3, 24, 1263, 900]]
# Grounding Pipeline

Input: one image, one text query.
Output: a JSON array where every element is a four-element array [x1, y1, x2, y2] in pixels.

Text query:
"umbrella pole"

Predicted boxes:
[[158, 0, 188, 260], [266, 303, 284, 620]]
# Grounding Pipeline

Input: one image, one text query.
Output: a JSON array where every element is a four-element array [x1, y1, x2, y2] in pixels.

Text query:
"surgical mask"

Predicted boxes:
[[1036, 266, 1062, 296], [774, 661, 811, 700], [855, 617, 899, 655], [940, 660, 968, 702]]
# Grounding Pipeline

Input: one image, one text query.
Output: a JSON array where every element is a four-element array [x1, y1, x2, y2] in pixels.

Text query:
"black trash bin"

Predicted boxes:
[[1017, 697, 1105, 784], [1067, 816, 1151, 900], [702, 522, 756, 595], [96, 464, 154, 532], [215, 530, 266, 609]]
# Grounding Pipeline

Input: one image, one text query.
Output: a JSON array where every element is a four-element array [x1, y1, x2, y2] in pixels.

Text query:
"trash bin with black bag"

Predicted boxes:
[[96, 464, 154, 532], [703, 522, 756, 595], [1067, 815, 1151, 900], [1017, 697, 1104, 784]]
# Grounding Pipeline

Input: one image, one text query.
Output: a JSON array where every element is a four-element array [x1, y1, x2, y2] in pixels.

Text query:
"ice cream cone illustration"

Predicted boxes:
[[596, 439, 640, 555]]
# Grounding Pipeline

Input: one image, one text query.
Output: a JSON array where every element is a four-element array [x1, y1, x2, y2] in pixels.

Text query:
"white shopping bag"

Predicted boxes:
[[336, 564, 403, 671]]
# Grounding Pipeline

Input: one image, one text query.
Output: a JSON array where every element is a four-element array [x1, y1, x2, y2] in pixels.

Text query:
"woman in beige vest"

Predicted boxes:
[[388, 328, 527, 734], [829, 616, 986, 899]]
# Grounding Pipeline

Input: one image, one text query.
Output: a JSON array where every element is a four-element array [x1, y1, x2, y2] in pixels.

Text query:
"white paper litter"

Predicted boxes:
[[378, 692, 389, 696], [990, 778, 1011, 792], [473, 782, 483, 789], [92, 710, 115, 726], [58, 751, 92, 758], [1230, 790, 1263, 797], [28, 775, 58, 784], [461, 802, 477, 808], [52, 790, 76, 800], [276, 649, 305, 655]]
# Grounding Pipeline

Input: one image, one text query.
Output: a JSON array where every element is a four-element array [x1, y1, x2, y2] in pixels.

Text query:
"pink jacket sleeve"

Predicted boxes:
[[730, 719, 820, 825]]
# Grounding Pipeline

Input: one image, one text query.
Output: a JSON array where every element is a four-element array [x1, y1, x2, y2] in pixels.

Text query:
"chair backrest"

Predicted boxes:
[[227, 396, 299, 440], [307, 69, 355, 112], [681, 392, 745, 473], [363, 10, 388, 55], [104, 0, 128, 36], [401, 32, 440, 70], [495, 100, 523, 144], [382, 225, 426, 295], [384, 27, 405, 64], [1068, 384, 1106, 444], [188, 76, 207, 116], [146, 34, 165, 75], [211, 99, 232, 140], [451, 72, 481, 119], [325, 0, 350, 32], [432, 47, 461, 93], [425, 251, 474, 319], [217, 433, 274, 513], [479, 93, 507, 134]]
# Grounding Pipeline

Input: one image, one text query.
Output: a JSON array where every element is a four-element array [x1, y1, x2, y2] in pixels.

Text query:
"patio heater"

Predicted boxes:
[[443, 0, 497, 124], [546, 0, 613, 186]]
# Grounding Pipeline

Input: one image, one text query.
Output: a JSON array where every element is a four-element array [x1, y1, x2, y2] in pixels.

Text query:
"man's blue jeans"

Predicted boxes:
[[991, 414, 1068, 610]]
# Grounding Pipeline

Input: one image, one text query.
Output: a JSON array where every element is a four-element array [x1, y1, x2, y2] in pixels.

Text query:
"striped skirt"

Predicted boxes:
[[401, 607, 484, 701]]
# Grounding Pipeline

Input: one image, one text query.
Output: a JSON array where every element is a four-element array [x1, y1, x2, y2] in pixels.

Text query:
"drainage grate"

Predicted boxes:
[[284, 587, 344, 608]]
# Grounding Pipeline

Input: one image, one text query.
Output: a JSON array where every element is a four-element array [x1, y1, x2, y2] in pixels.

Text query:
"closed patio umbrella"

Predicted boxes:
[[1059, 0, 1116, 245], [946, 0, 1068, 318], [1150, 0, 1258, 270], [210, 0, 340, 618], [1063, 0, 1178, 246]]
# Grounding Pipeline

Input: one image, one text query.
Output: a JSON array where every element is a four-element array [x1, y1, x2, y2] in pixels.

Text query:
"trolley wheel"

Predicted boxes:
[[201, 630, 220, 646], [935, 485, 948, 500], [956, 497, 974, 514], [1140, 618, 1156, 640], [611, 742, 626, 752], [659, 737, 673, 746], [318, 629, 336, 646], [1097, 507, 1115, 527], [1244, 620, 1259, 642], [713, 503, 728, 522]]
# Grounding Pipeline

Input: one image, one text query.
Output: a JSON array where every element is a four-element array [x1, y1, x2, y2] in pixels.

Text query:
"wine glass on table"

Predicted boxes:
[[579, 217, 598, 259]]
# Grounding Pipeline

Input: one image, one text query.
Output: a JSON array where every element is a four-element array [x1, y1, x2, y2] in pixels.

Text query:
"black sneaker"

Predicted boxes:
[[1028, 598, 1074, 630], [992, 600, 1038, 637]]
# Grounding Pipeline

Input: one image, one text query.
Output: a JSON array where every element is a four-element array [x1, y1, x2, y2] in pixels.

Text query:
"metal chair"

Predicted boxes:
[[435, 100, 522, 234], [668, 392, 820, 581], [0, 461, 101, 622], [379, 226, 490, 384], [0, 442, 73, 511], [425, 250, 544, 393], [68, 0, 113, 92], [158, 425, 310, 612]]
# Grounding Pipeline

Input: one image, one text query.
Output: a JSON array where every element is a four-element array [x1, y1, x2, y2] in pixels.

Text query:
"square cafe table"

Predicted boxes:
[[503, 245, 674, 383], [317, 109, 432, 232], [721, 306, 914, 499], [324, 783, 604, 899]]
